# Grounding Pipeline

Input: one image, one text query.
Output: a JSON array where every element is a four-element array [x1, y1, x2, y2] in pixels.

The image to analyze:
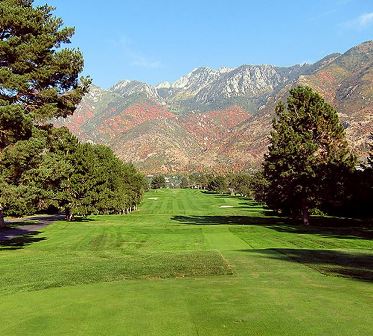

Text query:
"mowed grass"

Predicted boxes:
[[0, 189, 372, 335]]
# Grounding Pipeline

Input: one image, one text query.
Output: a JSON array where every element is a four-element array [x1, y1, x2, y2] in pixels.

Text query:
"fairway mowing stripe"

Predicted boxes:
[[203, 228, 249, 251]]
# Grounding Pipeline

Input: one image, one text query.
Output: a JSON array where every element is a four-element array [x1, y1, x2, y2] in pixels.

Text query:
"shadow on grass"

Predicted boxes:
[[0, 230, 46, 250], [243, 248, 373, 282], [171, 215, 373, 240], [6, 214, 65, 227], [269, 216, 373, 240], [0, 214, 65, 250]]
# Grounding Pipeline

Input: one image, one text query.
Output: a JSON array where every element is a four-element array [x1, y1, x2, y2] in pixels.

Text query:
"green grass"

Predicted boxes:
[[0, 189, 372, 335]]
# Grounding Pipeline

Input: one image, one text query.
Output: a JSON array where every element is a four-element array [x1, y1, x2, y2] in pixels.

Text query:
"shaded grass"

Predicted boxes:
[[243, 248, 373, 281], [0, 233, 46, 251], [172, 214, 373, 240]]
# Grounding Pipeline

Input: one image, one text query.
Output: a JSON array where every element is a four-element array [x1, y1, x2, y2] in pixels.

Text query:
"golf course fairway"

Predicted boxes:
[[0, 189, 372, 335]]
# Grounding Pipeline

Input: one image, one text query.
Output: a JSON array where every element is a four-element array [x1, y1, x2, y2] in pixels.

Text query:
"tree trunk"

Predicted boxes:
[[0, 204, 5, 230], [301, 201, 310, 226], [65, 209, 73, 221]]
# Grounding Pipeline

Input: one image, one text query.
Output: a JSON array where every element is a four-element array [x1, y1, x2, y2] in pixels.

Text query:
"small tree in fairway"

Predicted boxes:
[[263, 86, 355, 225]]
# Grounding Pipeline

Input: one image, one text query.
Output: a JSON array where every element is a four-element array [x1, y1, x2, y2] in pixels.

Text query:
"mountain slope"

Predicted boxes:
[[58, 41, 373, 173], [224, 41, 373, 165]]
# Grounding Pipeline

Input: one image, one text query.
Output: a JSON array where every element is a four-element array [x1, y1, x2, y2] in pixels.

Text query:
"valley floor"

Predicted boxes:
[[0, 189, 372, 335]]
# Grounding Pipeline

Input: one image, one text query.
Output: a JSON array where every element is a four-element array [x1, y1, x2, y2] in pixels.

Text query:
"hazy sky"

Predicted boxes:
[[35, 0, 373, 88]]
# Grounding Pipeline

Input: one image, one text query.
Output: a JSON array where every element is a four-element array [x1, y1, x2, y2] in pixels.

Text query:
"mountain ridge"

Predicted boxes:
[[58, 41, 373, 173]]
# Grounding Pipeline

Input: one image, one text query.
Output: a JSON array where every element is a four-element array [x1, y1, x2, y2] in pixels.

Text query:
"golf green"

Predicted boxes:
[[0, 189, 372, 335]]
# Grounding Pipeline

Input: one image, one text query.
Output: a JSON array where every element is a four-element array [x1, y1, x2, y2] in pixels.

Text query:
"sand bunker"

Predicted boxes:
[[148, 197, 159, 200], [220, 205, 233, 208]]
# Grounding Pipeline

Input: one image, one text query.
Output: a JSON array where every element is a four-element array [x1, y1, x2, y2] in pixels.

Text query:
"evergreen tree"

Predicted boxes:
[[263, 86, 355, 225], [0, 0, 90, 127], [0, 127, 49, 222], [29, 134, 146, 220], [0, 0, 89, 227]]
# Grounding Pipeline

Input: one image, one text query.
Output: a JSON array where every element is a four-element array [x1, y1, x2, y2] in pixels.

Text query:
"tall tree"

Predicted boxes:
[[0, 0, 89, 228], [263, 86, 355, 225]]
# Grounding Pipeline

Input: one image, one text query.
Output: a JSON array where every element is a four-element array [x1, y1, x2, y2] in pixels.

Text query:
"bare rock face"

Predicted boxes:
[[58, 41, 373, 173], [111, 80, 163, 102]]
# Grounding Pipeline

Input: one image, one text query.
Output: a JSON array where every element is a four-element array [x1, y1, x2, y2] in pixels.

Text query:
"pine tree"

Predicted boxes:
[[263, 86, 355, 225], [0, 0, 89, 227], [0, 0, 90, 128]]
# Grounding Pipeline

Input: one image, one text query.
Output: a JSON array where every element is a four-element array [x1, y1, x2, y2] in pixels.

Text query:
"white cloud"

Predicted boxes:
[[358, 12, 373, 27], [111, 36, 162, 69], [344, 12, 373, 30], [131, 57, 162, 69]]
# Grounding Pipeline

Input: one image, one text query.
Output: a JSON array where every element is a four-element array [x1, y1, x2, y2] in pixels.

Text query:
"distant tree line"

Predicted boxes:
[[162, 172, 256, 197], [0, 1, 145, 227]]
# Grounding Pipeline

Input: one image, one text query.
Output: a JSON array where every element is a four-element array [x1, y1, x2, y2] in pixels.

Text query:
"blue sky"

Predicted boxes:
[[35, 0, 373, 88]]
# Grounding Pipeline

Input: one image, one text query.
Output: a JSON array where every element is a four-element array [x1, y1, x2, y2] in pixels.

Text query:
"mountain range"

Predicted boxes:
[[58, 41, 373, 173]]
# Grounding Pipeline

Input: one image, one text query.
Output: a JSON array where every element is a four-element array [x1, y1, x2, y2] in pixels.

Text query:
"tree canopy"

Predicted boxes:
[[151, 175, 166, 189]]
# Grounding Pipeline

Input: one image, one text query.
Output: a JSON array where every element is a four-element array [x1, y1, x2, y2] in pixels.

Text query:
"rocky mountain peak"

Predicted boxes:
[[170, 67, 222, 93], [195, 64, 289, 104], [155, 81, 172, 89], [111, 80, 162, 101]]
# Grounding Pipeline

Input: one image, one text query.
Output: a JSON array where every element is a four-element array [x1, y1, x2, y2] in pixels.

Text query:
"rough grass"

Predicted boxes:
[[0, 250, 231, 294], [0, 189, 372, 336]]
